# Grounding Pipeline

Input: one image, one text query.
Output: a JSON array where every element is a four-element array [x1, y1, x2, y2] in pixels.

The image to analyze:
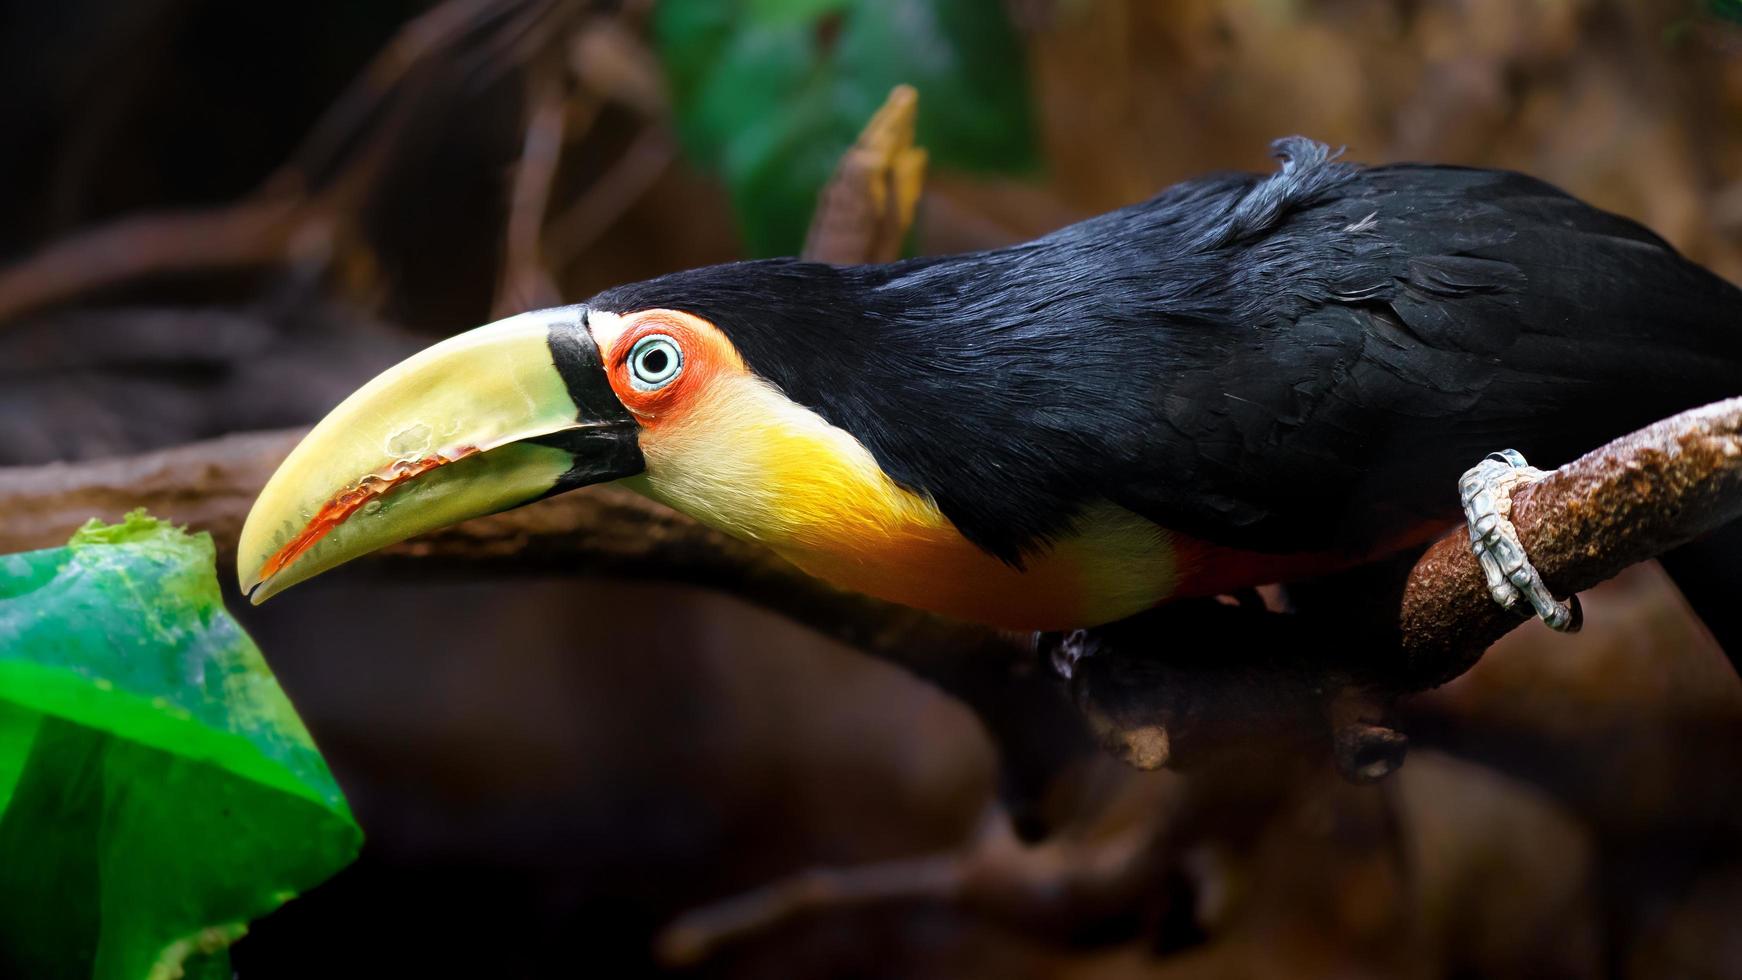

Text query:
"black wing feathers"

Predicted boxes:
[[591, 139, 1742, 561]]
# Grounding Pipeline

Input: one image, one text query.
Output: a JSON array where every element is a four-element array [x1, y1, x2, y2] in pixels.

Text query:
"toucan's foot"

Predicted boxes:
[[1459, 449, 1581, 632]]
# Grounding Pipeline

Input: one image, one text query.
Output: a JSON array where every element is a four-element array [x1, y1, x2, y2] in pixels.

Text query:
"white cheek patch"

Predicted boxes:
[[585, 309, 631, 359]]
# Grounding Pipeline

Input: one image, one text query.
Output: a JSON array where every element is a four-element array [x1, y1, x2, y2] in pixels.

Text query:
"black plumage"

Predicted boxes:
[[590, 138, 1742, 566]]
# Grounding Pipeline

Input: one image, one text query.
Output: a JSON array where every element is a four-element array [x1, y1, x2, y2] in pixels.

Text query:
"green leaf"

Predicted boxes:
[[0, 511, 361, 980], [655, 0, 1037, 256]]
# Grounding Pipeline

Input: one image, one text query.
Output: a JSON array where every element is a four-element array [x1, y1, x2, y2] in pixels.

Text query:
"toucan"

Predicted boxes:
[[237, 139, 1742, 635]]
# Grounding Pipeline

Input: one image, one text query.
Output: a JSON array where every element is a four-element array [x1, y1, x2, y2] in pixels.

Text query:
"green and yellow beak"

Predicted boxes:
[[237, 305, 642, 603]]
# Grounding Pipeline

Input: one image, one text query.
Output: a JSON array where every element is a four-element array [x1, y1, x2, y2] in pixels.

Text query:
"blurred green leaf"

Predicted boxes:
[[655, 0, 1037, 256], [746, 0, 852, 26], [0, 511, 361, 980]]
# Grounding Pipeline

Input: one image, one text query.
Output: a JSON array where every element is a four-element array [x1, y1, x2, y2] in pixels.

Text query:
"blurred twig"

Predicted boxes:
[[656, 797, 1179, 967], [280, 0, 539, 189], [0, 0, 593, 326], [0, 198, 312, 326], [492, 55, 575, 319], [653, 752, 1405, 968], [544, 126, 677, 270]]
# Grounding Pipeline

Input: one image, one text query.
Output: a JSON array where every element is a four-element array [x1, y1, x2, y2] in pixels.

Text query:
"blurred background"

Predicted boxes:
[[4, 0, 1742, 976]]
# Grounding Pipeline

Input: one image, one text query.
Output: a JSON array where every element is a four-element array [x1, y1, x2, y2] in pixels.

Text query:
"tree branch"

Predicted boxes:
[[655, 800, 1179, 967], [1400, 399, 1742, 683], [3, 398, 1740, 789]]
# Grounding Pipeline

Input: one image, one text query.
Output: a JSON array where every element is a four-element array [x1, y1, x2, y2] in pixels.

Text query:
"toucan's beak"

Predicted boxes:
[[238, 305, 642, 603]]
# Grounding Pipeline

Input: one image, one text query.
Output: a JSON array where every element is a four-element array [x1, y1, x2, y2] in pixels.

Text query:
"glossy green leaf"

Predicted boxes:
[[655, 0, 1038, 256], [0, 511, 361, 980]]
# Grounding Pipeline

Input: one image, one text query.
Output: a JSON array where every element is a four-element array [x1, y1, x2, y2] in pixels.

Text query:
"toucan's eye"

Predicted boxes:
[[627, 334, 683, 391]]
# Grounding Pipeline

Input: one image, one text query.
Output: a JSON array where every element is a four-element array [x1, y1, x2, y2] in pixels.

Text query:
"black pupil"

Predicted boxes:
[[640, 346, 670, 376]]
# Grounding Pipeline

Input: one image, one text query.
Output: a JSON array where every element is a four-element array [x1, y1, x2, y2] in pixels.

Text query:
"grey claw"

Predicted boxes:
[[1458, 449, 1577, 632]]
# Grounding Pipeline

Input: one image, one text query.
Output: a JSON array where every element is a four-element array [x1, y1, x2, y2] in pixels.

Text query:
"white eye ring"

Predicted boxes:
[[627, 334, 683, 391]]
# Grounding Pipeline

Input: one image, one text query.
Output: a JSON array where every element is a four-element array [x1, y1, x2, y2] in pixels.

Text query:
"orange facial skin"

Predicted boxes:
[[598, 310, 743, 426]]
